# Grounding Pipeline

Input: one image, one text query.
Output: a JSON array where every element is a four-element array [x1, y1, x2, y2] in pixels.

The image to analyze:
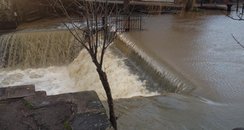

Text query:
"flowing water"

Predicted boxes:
[[0, 11, 244, 130], [116, 11, 244, 129], [0, 30, 158, 99], [124, 11, 244, 103], [0, 30, 82, 68], [0, 47, 158, 99]]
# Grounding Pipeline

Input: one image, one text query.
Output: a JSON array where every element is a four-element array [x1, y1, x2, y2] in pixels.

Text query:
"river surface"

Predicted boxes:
[[125, 11, 244, 103], [116, 11, 244, 129], [0, 11, 244, 130]]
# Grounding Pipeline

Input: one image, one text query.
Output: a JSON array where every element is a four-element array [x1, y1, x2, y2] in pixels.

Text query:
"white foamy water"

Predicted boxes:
[[69, 48, 159, 99], [0, 67, 77, 95], [0, 47, 158, 100]]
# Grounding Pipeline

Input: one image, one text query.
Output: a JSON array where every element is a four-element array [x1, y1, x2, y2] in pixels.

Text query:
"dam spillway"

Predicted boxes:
[[0, 29, 162, 98], [0, 27, 191, 97], [0, 30, 81, 69]]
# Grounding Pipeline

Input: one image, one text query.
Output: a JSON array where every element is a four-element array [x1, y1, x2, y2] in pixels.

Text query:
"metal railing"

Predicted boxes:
[[108, 15, 143, 32]]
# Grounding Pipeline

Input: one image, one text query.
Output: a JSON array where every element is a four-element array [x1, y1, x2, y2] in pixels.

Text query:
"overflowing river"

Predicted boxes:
[[1, 11, 244, 129], [124, 11, 244, 103], [117, 11, 244, 129]]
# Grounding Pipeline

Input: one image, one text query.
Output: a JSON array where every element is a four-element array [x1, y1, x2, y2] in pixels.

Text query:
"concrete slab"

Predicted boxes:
[[0, 85, 36, 100], [0, 85, 111, 130]]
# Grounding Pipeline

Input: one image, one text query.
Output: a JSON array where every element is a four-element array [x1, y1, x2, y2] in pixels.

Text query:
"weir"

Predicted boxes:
[[116, 34, 195, 94], [0, 29, 158, 98], [0, 29, 193, 95], [0, 30, 82, 69]]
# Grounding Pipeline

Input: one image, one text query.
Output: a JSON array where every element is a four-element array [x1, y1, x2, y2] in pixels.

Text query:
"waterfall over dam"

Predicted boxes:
[[0, 29, 192, 95], [0, 29, 161, 98], [116, 34, 195, 94], [0, 30, 82, 69]]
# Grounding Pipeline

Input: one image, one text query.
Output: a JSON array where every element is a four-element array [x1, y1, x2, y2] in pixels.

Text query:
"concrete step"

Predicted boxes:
[[0, 85, 36, 100], [0, 85, 112, 130]]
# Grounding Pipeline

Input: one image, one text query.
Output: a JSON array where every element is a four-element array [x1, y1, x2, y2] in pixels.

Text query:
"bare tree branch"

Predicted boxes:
[[49, 1, 124, 129], [231, 33, 244, 49], [227, 15, 243, 20]]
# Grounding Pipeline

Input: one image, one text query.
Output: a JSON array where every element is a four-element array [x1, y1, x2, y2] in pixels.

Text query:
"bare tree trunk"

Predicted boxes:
[[91, 55, 117, 130], [96, 67, 117, 130], [49, 1, 124, 129], [236, 0, 239, 12]]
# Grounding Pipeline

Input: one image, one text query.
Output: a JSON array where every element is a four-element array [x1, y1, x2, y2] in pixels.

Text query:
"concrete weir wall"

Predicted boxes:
[[0, 85, 111, 130], [0, 0, 41, 29], [0, 0, 15, 22], [0, 0, 50, 23], [10, 0, 48, 22]]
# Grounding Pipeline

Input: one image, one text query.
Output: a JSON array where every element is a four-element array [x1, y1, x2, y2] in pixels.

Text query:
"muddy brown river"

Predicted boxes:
[[125, 11, 244, 103], [1, 11, 244, 130], [117, 11, 244, 130]]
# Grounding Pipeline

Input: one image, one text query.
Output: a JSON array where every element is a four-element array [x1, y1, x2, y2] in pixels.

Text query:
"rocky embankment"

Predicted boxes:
[[0, 85, 111, 130]]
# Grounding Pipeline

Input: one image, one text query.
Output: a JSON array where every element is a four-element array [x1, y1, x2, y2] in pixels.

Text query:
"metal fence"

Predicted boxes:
[[108, 15, 143, 32]]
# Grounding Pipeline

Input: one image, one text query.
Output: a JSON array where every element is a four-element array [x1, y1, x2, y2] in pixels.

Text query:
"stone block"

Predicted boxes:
[[0, 85, 111, 130], [0, 84, 36, 100]]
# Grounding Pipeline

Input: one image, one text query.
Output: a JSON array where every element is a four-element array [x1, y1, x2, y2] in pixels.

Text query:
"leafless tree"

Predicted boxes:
[[49, 0, 128, 129]]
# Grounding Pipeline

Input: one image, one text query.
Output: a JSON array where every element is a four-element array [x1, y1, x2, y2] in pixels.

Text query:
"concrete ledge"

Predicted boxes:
[[0, 22, 17, 30], [0, 85, 111, 130], [0, 85, 36, 100]]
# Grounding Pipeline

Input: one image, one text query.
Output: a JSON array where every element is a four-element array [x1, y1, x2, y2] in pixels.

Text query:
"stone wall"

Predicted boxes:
[[0, 0, 17, 29], [12, 0, 49, 22], [0, 0, 14, 21], [0, 0, 76, 23], [0, 0, 52, 23]]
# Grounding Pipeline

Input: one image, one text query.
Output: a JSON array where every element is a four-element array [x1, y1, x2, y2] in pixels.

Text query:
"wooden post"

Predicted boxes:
[[242, 3, 244, 14], [139, 16, 142, 30], [227, 4, 232, 12], [124, 0, 130, 32], [125, 16, 130, 32], [236, 0, 239, 12], [102, 16, 105, 30], [124, 0, 130, 13]]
